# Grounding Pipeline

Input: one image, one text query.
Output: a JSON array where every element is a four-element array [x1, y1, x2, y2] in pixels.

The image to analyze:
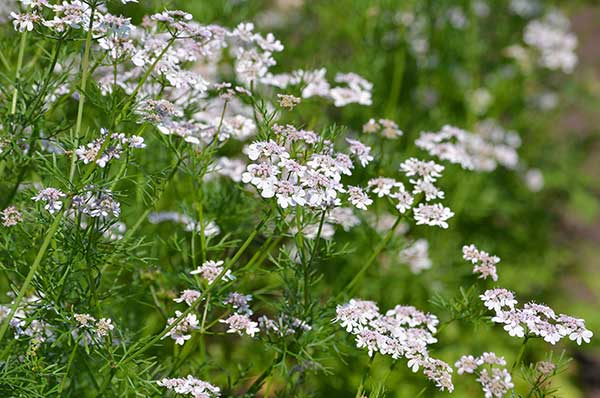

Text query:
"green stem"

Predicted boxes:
[[245, 354, 281, 396], [96, 368, 116, 397], [10, 32, 28, 115], [355, 354, 376, 398], [341, 214, 403, 297], [0, 46, 11, 71], [0, 208, 65, 341], [113, 38, 176, 128], [304, 210, 326, 310], [511, 336, 529, 374], [59, 339, 79, 395], [69, 6, 96, 183]]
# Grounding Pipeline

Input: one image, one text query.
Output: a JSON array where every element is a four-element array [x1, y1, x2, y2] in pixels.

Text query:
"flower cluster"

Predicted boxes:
[[362, 118, 403, 139], [72, 188, 120, 219], [157, 376, 220, 398], [190, 260, 234, 284], [241, 129, 373, 211], [74, 313, 115, 338], [1, 206, 23, 227], [220, 291, 260, 338], [174, 290, 202, 306], [0, 1, 591, 396], [462, 244, 500, 281], [220, 313, 259, 338], [277, 93, 301, 109], [0, 295, 54, 347], [366, 158, 454, 228], [262, 69, 373, 107], [223, 292, 253, 315], [480, 289, 593, 344], [75, 128, 145, 168], [258, 314, 312, 337], [455, 352, 514, 398], [31, 187, 66, 214], [148, 211, 220, 235], [399, 239, 432, 273], [416, 124, 520, 172], [524, 11, 578, 73], [162, 311, 200, 345], [334, 299, 453, 392]]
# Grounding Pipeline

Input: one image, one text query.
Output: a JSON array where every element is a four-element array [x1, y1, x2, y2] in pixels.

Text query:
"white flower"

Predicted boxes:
[[10, 12, 39, 32], [391, 189, 414, 213], [190, 260, 234, 284], [334, 299, 379, 333], [96, 318, 114, 337], [346, 138, 373, 167], [482, 290, 592, 346], [174, 290, 202, 306], [410, 179, 445, 201], [223, 292, 253, 315], [241, 162, 279, 198], [455, 355, 478, 375], [400, 158, 444, 182], [74, 313, 96, 327], [413, 203, 454, 229], [347, 186, 372, 210], [31, 188, 66, 214], [462, 244, 500, 281], [415, 124, 520, 172], [476, 368, 514, 398], [163, 311, 199, 345], [157, 376, 220, 398], [274, 180, 306, 209], [569, 328, 593, 345], [220, 314, 259, 337], [524, 11, 578, 73], [277, 93, 301, 109], [524, 168, 544, 192], [368, 177, 402, 198], [480, 289, 517, 313], [1, 206, 23, 227]]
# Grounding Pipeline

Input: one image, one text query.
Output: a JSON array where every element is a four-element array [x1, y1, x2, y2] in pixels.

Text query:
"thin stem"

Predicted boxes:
[[511, 336, 529, 374], [197, 198, 207, 264], [0, 207, 66, 341], [10, 32, 28, 115], [59, 338, 80, 395], [304, 210, 326, 309], [2, 39, 64, 208], [355, 354, 376, 398], [245, 354, 281, 396], [0, 46, 11, 71], [341, 214, 403, 297], [69, 5, 96, 183], [113, 37, 176, 128], [525, 374, 545, 398]]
